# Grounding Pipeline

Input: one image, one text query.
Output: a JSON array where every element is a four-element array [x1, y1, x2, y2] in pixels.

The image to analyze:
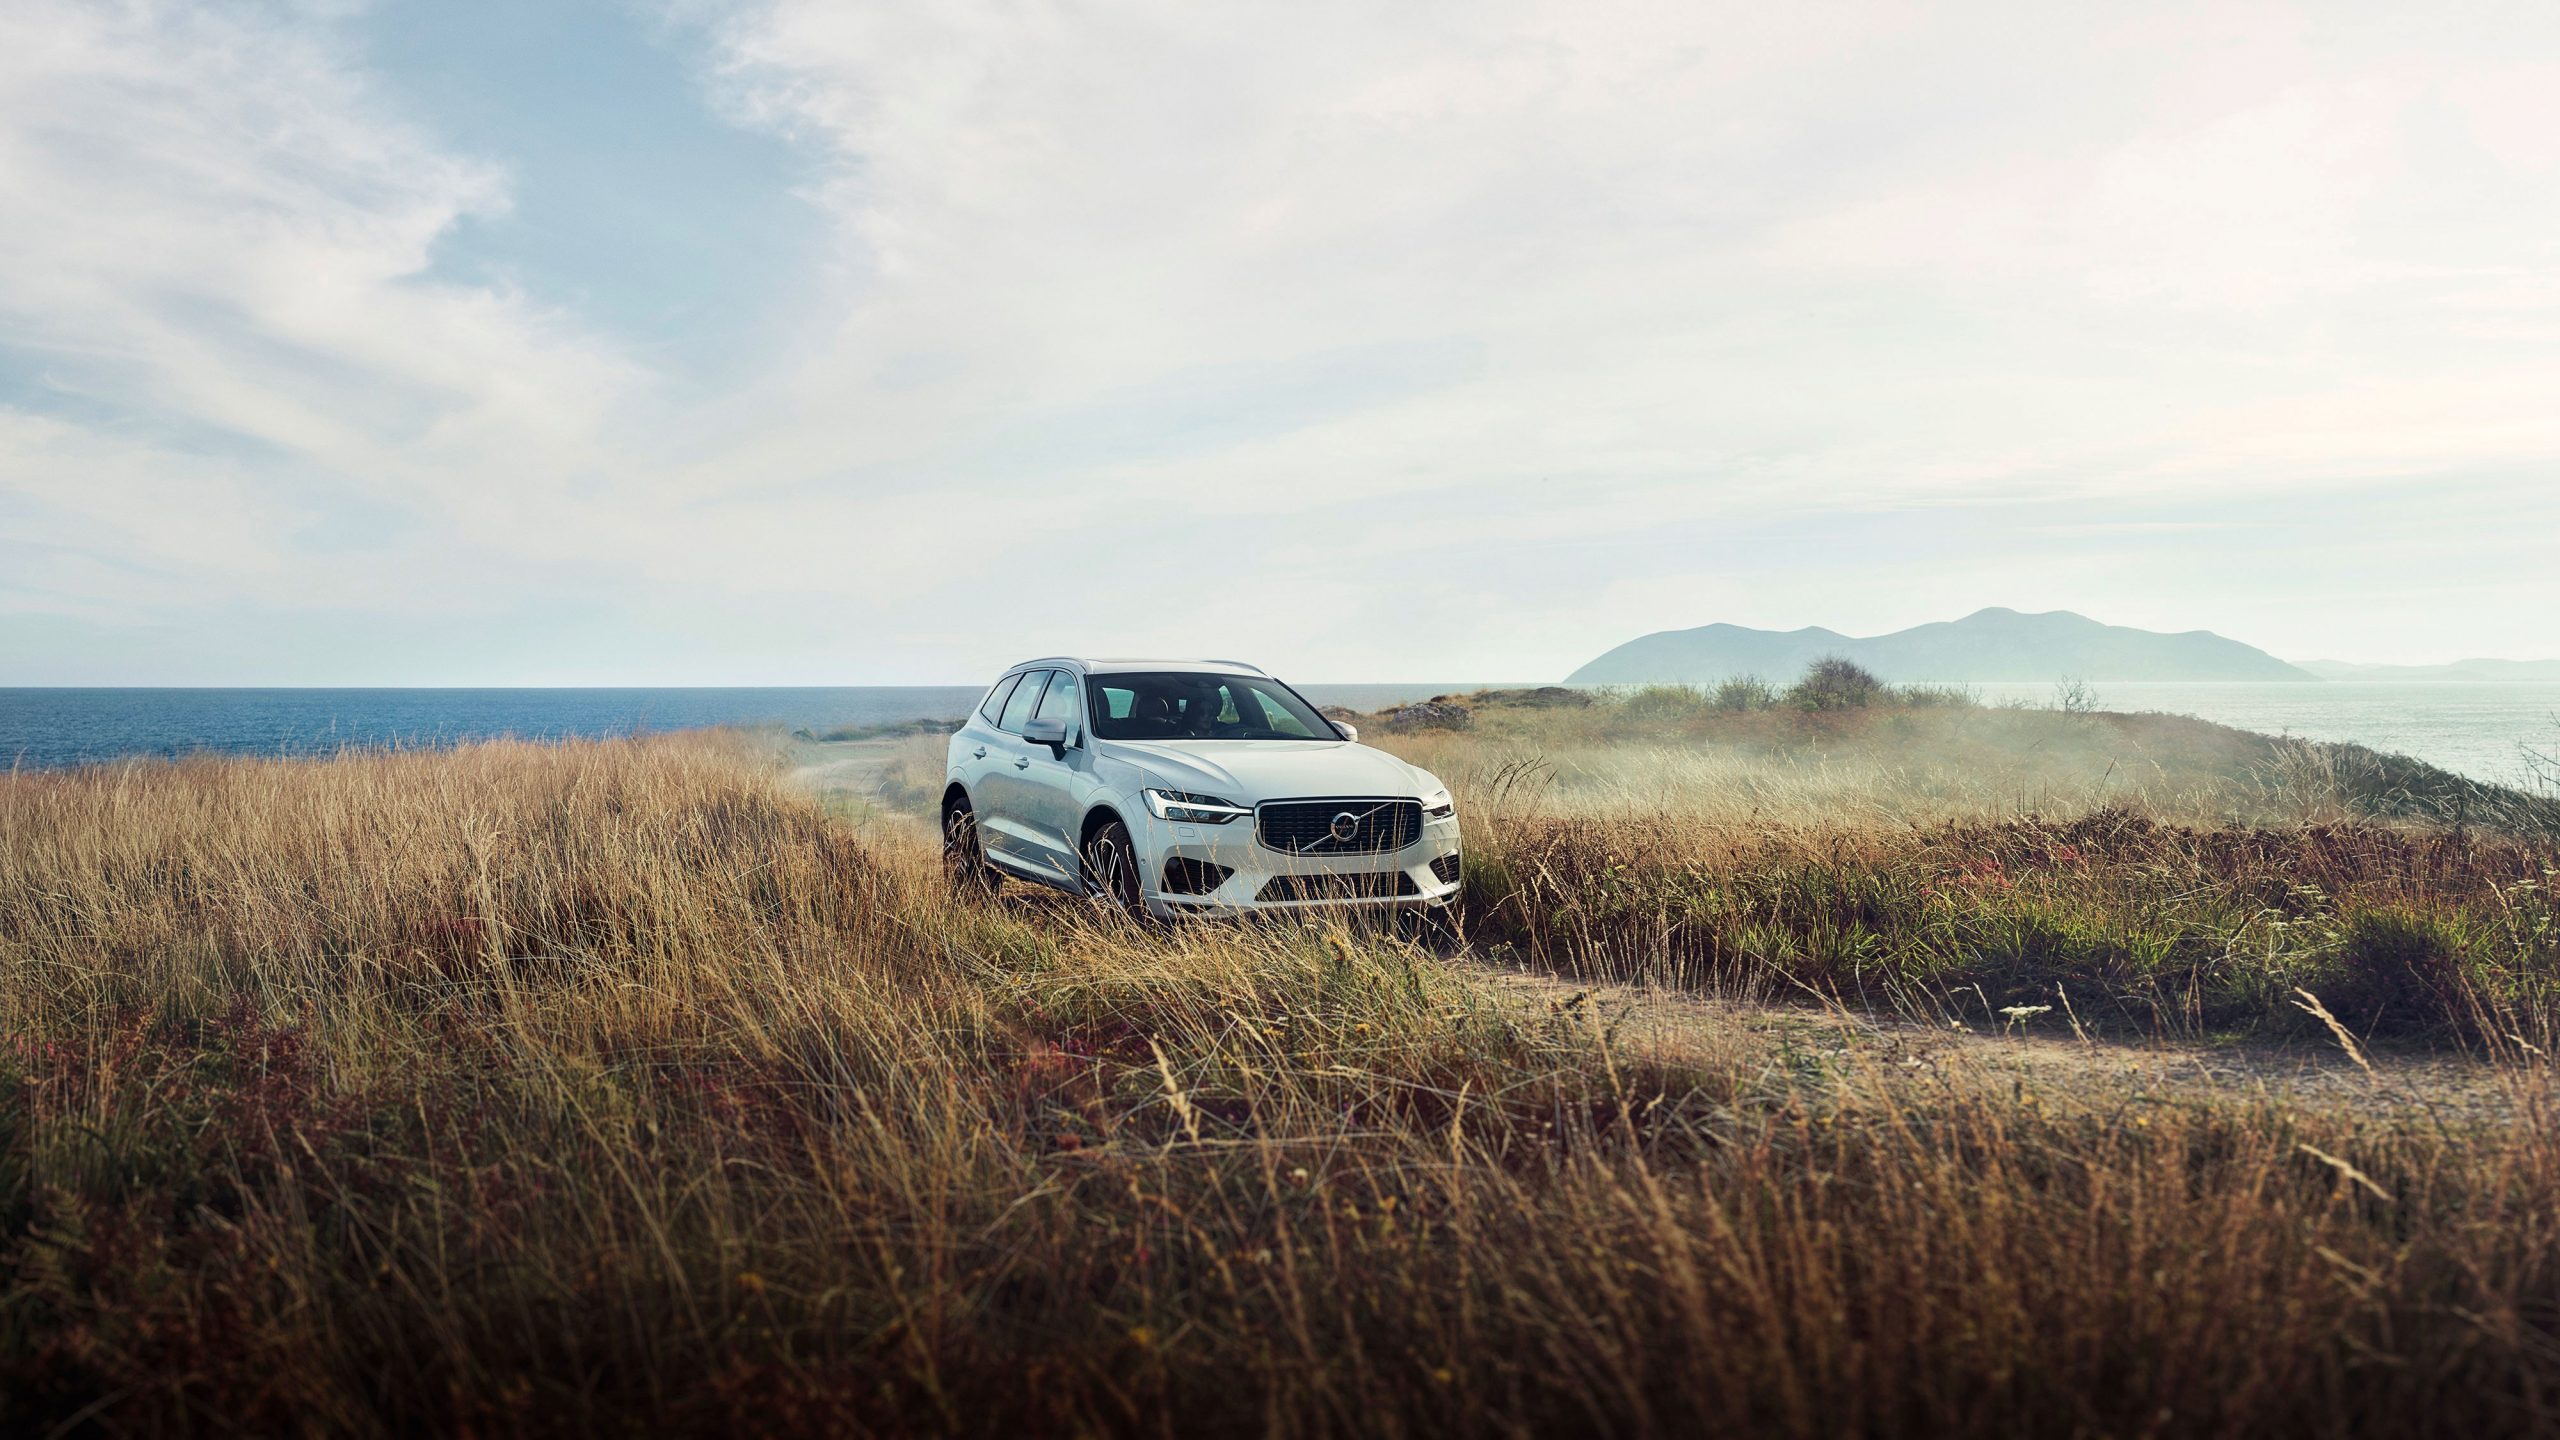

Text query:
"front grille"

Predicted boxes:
[[1161, 857, 1233, 896], [1257, 798, 1423, 855], [1429, 852, 1462, 886], [1256, 872, 1420, 903]]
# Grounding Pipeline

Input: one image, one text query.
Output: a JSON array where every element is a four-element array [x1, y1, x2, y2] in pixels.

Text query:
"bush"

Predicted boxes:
[[1786, 656, 1886, 711], [795, 718, 962, 742], [2321, 909, 2476, 1038], [1472, 687, 1594, 710], [1383, 700, 1473, 732], [1616, 685, 1710, 724], [1710, 676, 1777, 711]]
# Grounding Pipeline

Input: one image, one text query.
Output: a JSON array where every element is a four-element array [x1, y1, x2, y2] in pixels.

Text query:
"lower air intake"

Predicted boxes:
[[1255, 872, 1419, 903], [1161, 857, 1233, 896]]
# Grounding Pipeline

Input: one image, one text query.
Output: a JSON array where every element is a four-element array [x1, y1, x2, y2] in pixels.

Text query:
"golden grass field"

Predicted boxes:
[[4, 699, 2557, 1435]]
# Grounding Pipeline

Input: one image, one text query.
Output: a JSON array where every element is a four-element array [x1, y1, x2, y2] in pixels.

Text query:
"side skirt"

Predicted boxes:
[[985, 850, 1090, 897]]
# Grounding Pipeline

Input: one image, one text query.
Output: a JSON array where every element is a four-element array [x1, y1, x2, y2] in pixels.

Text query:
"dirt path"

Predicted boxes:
[[788, 737, 902, 798], [789, 738, 937, 840], [1470, 959, 2537, 1127]]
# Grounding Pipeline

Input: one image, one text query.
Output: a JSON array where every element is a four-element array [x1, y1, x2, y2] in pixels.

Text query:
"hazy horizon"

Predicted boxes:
[[6, 1, 2557, 686], [22, 598, 2560, 690]]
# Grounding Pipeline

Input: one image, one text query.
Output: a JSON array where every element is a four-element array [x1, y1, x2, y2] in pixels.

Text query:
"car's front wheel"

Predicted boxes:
[[943, 797, 999, 899], [1081, 818, 1145, 919]]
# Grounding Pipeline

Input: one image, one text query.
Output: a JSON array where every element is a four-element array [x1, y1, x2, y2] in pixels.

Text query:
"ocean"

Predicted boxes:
[[3, 681, 2555, 787], [0, 684, 1508, 773], [1952, 680, 2560, 788]]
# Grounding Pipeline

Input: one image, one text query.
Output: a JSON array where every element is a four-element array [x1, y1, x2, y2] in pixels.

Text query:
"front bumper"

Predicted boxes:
[[1134, 807, 1463, 919]]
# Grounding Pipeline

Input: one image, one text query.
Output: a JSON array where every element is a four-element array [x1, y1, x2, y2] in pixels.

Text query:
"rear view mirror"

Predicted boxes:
[[1332, 721, 1359, 743], [1022, 716, 1070, 755]]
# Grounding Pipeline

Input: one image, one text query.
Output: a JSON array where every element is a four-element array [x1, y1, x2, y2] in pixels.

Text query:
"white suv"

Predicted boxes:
[[941, 658, 1461, 918]]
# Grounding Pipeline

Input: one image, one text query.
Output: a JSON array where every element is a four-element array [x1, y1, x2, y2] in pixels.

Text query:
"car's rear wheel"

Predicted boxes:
[[1082, 819, 1144, 918], [943, 797, 999, 899]]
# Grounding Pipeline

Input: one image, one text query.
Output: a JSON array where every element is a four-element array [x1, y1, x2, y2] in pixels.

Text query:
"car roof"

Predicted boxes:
[[1000, 657, 1270, 678]]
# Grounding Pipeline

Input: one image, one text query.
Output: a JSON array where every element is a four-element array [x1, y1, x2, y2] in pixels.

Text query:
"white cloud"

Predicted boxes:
[[0, 2, 642, 482], [2, 0, 2556, 680]]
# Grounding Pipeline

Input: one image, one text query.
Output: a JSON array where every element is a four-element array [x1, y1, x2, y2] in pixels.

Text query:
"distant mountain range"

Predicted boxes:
[[1566, 608, 2316, 684], [2296, 658, 2560, 682]]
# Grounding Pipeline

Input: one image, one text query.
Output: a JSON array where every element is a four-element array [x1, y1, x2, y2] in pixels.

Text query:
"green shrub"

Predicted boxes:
[[1710, 676, 1777, 711], [1786, 656, 1886, 711], [1616, 685, 1711, 724], [2319, 909, 2476, 1038], [1472, 686, 1594, 710]]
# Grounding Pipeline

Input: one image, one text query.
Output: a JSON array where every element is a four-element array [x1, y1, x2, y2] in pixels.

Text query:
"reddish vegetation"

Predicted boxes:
[[3, 736, 2558, 1435], [1464, 807, 2557, 1039]]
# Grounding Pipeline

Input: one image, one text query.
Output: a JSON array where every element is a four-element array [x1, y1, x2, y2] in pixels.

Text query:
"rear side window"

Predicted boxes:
[[997, 671, 1050, 734], [978, 673, 1022, 723]]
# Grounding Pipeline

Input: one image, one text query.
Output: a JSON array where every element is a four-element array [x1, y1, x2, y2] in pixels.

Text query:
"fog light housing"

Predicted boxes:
[[1161, 857, 1234, 896]]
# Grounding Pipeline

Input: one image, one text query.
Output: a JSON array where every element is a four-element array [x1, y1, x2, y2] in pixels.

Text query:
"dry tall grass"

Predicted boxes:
[[5, 735, 2559, 1435], [1375, 699, 2560, 1038]]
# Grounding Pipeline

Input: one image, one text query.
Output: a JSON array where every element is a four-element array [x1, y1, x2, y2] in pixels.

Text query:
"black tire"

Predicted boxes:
[[943, 797, 999, 899], [1081, 819, 1145, 919]]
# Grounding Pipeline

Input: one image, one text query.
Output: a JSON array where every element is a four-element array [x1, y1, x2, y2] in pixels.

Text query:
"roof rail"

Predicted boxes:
[[1013, 656, 1269, 674]]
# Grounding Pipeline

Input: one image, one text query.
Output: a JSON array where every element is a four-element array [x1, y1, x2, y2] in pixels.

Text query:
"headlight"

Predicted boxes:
[[1144, 788, 1252, 824], [1421, 787, 1456, 820]]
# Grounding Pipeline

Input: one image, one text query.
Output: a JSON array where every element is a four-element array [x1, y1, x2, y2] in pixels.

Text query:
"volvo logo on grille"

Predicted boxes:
[[1328, 811, 1362, 843]]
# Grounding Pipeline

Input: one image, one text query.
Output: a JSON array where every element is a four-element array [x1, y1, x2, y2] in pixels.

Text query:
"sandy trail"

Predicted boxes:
[[788, 737, 904, 799], [786, 737, 940, 836], [1469, 959, 2538, 1126]]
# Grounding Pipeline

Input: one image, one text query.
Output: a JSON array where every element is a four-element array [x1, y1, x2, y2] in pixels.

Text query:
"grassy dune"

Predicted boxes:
[[5, 725, 2559, 1434]]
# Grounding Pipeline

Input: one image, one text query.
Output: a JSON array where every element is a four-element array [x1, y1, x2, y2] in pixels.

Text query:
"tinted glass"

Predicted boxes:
[[1030, 669, 1083, 737], [1088, 672, 1335, 741], [1238, 686, 1321, 737], [996, 671, 1049, 734], [978, 673, 1022, 723]]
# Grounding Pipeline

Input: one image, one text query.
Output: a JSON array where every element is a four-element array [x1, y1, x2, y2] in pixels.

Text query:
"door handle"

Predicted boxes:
[[1014, 757, 1031, 770], [973, 746, 987, 759]]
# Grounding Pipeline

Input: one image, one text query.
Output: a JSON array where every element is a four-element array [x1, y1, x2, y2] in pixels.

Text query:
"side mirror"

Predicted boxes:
[[1022, 716, 1070, 756], [1332, 721, 1359, 743]]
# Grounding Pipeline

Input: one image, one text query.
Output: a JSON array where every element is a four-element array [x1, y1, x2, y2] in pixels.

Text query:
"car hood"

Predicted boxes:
[[1106, 740, 1434, 803]]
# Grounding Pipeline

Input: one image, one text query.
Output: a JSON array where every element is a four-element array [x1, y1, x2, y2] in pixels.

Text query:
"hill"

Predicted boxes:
[[1568, 607, 2316, 684]]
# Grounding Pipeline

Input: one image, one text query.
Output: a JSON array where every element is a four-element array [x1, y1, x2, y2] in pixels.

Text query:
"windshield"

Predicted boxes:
[[1088, 672, 1340, 742]]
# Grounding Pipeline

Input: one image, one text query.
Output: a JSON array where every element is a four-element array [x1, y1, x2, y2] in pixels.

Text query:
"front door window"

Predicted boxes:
[[1029, 669, 1082, 744]]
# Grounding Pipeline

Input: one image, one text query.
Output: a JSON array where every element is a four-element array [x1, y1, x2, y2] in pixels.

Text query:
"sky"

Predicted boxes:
[[2, 0, 2556, 685]]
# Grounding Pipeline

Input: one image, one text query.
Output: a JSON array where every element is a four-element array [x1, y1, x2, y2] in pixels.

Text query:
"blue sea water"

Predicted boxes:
[[0, 684, 1511, 773], [3, 680, 2555, 785]]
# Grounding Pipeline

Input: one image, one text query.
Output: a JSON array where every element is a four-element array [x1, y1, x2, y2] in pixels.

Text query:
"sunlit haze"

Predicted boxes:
[[5, 0, 2555, 684]]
